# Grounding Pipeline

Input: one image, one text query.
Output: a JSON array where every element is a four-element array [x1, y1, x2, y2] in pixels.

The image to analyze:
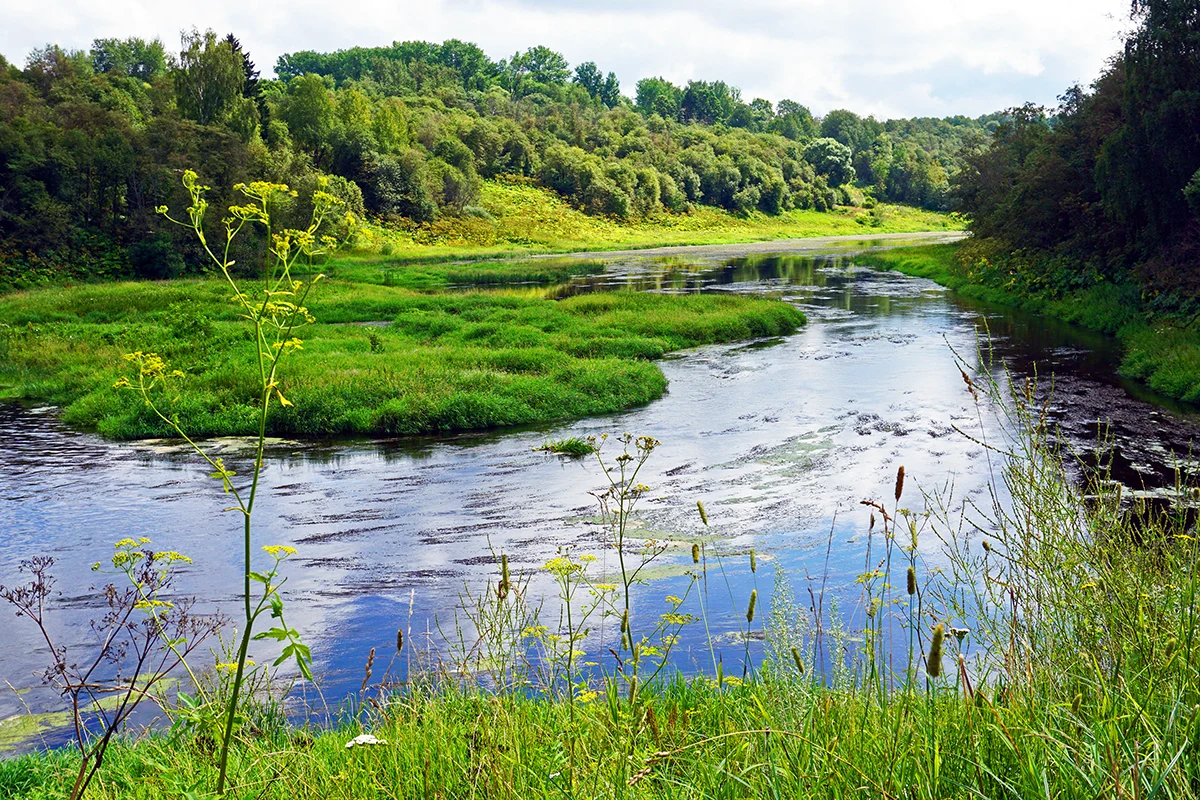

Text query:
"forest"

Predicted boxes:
[[0, 31, 995, 282], [950, 0, 1200, 305]]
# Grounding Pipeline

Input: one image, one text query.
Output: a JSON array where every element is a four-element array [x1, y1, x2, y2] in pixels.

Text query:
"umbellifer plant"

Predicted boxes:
[[120, 170, 355, 795]]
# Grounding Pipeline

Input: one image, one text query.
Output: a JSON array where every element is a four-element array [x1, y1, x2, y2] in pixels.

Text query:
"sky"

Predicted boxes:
[[1, 0, 1134, 119]]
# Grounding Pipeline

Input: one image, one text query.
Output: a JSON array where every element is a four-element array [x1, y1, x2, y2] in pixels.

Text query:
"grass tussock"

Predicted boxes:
[[534, 437, 596, 456], [857, 242, 1200, 402], [0, 282, 804, 438]]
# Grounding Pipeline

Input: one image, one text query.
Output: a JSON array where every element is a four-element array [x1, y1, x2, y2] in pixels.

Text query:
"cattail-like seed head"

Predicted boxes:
[[907, 566, 917, 595], [361, 647, 376, 693], [746, 589, 757, 623], [791, 647, 805, 674], [910, 520, 918, 550], [750, 549, 757, 573], [716, 661, 724, 688], [895, 466, 905, 503], [697, 501, 709, 526], [498, 554, 511, 599], [692, 543, 700, 564], [869, 513, 876, 532], [621, 608, 629, 634], [396, 629, 404, 654], [1071, 693, 1082, 717], [927, 623, 945, 678], [629, 674, 638, 702], [981, 539, 992, 553]]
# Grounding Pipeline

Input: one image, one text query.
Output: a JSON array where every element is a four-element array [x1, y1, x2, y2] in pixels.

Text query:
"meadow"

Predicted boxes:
[[353, 180, 964, 263]]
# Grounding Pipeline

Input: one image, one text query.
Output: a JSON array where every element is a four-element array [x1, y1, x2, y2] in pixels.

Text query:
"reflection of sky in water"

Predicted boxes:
[[3, 246, 1199, 749]]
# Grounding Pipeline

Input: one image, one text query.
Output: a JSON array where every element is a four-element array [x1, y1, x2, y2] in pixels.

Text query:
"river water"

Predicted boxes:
[[3, 234, 1198, 748]]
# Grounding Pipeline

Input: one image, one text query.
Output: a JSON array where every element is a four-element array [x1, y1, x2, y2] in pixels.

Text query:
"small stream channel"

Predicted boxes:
[[2, 233, 1198, 750]]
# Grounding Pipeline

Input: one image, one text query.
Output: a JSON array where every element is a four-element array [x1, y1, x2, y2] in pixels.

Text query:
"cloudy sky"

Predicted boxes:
[[2, 0, 1132, 119]]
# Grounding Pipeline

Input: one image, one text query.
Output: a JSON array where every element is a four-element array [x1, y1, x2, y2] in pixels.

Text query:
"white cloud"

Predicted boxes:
[[0, 0, 1132, 117]]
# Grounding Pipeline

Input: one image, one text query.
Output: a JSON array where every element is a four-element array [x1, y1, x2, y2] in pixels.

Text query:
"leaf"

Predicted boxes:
[[248, 571, 271, 585]]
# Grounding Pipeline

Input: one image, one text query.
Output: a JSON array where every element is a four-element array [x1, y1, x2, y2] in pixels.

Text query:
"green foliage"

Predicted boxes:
[[173, 29, 248, 129], [0, 30, 983, 282], [953, 2, 1200, 298]]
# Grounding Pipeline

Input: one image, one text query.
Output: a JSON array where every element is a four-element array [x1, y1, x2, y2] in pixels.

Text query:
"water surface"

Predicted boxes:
[[3, 238, 1197, 749]]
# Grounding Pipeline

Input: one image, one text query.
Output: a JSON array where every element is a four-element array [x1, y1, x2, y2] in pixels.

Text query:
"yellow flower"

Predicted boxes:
[[262, 545, 297, 559]]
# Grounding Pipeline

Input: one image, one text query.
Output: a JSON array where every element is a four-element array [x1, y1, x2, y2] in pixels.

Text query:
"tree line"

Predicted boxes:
[[1, 31, 996, 280], [950, 0, 1200, 302]]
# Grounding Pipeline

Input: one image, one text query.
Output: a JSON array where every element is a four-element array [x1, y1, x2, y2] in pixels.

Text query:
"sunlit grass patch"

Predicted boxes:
[[0, 283, 805, 439]]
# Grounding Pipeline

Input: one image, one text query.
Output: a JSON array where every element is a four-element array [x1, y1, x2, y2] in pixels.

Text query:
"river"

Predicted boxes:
[[2, 232, 1197, 749]]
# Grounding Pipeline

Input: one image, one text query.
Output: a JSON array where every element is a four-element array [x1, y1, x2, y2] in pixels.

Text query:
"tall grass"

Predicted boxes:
[[5, 351, 1197, 799]]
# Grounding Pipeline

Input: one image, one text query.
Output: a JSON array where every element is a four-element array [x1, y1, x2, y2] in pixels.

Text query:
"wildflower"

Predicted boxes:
[[262, 545, 297, 559], [345, 734, 388, 749]]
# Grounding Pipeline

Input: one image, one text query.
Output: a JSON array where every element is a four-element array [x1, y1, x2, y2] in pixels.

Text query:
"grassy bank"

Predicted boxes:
[[4, 377, 1198, 799], [857, 242, 1200, 403], [0, 281, 803, 438], [339, 180, 962, 264]]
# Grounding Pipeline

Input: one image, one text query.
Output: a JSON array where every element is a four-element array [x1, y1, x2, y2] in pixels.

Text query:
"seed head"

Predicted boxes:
[[749, 549, 757, 574], [697, 501, 709, 526], [791, 647, 805, 674], [927, 623, 945, 678], [692, 543, 700, 564], [746, 589, 758, 623], [396, 629, 404, 654], [907, 566, 916, 596], [894, 466, 905, 503]]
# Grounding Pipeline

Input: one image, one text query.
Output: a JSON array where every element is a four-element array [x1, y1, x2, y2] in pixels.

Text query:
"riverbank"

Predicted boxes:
[[0, 282, 803, 438], [856, 242, 1200, 404]]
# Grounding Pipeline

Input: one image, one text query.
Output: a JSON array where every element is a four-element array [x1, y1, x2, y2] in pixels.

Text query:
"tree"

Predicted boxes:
[[280, 74, 336, 164], [90, 37, 167, 81], [225, 34, 268, 128], [173, 29, 245, 127], [803, 138, 856, 186], [635, 77, 682, 119]]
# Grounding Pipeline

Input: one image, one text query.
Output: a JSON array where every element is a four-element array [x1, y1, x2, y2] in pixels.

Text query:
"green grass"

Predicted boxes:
[[534, 436, 597, 456], [856, 242, 1200, 403], [348, 180, 964, 264], [0, 281, 804, 438]]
